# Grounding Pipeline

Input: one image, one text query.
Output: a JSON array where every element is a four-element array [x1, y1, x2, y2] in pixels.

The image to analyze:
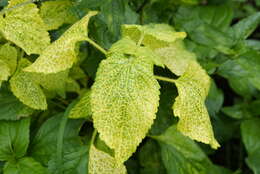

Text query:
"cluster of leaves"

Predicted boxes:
[[0, 0, 260, 173]]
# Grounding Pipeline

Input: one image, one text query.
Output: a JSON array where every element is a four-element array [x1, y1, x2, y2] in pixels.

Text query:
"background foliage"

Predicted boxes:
[[0, 0, 260, 173]]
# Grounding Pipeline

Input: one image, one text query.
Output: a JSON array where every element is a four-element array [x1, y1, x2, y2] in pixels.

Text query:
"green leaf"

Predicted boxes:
[[40, 0, 78, 30], [10, 59, 47, 110], [175, 5, 235, 54], [4, 157, 49, 174], [205, 80, 224, 118], [0, 43, 17, 74], [232, 12, 260, 40], [241, 118, 260, 174], [0, 118, 30, 161], [0, 0, 50, 55], [91, 53, 160, 164], [24, 11, 98, 74], [153, 125, 217, 174], [173, 60, 219, 149], [138, 140, 166, 173], [69, 90, 92, 119], [0, 90, 33, 120], [30, 114, 84, 166], [88, 145, 127, 174], [0, 59, 10, 86]]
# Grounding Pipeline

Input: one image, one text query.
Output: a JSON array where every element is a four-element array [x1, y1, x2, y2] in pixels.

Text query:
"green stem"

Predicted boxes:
[[56, 102, 75, 174], [86, 38, 108, 55], [154, 75, 176, 84], [90, 129, 97, 146]]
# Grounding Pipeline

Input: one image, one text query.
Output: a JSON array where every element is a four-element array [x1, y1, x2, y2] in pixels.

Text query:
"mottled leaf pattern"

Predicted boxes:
[[88, 145, 127, 174], [69, 90, 92, 119], [40, 0, 78, 30], [155, 41, 196, 76], [173, 60, 219, 149], [0, 59, 10, 86], [0, 43, 17, 74], [10, 59, 47, 110], [122, 24, 186, 49], [91, 54, 160, 163], [24, 11, 98, 74], [0, 0, 50, 55]]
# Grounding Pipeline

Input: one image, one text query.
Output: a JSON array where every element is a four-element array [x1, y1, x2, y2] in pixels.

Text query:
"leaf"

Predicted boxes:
[[69, 90, 92, 119], [4, 157, 49, 174], [90, 0, 139, 49], [33, 70, 69, 98], [122, 24, 187, 49], [232, 12, 260, 40], [205, 80, 224, 118], [155, 41, 196, 76], [48, 145, 89, 174], [10, 59, 47, 110], [0, 118, 30, 161], [173, 60, 219, 149], [0, 0, 50, 55], [241, 118, 260, 174], [109, 37, 164, 67], [0, 90, 33, 120], [30, 114, 84, 166], [91, 54, 160, 163], [88, 145, 127, 174], [40, 0, 78, 30], [153, 125, 222, 174], [24, 11, 98, 74], [138, 140, 166, 173], [0, 43, 17, 74], [0, 59, 10, 86]]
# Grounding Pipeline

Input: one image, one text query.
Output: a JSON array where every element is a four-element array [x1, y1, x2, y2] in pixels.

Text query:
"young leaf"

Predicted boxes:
[[4, 157, 49, 174], [173, 60, 219, 149], [69, 90, 92, 119], [122, 24, 186, 49], [88, 145, 127, 174], [155, 41, 196, 76], [0, 0, 50, 55], [109, 37, 164, 67], [0, 43, 17, 74], [91, 54, 160, 164], [0, 118, 30, 161], [40, 0, 78, 30], [10, 59, 47, 110], [24, 11, 98, 74]]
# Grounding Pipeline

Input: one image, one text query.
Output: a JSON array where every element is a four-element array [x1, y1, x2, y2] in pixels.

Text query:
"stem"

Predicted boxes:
[[154, 75, 176, 84], [90, 129, 97, 146], [56, 102, 75, 174], [86, 38, 107, 55]]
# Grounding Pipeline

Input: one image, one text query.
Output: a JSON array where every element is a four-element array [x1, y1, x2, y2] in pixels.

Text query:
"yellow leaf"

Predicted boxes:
[[24, 11, 98, 74], [88, 145, 127, 174], [0, 0, 50, 55]]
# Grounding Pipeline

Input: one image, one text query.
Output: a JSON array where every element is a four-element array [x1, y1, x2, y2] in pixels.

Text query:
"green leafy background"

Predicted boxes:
[[0, 0, 260, 173]]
